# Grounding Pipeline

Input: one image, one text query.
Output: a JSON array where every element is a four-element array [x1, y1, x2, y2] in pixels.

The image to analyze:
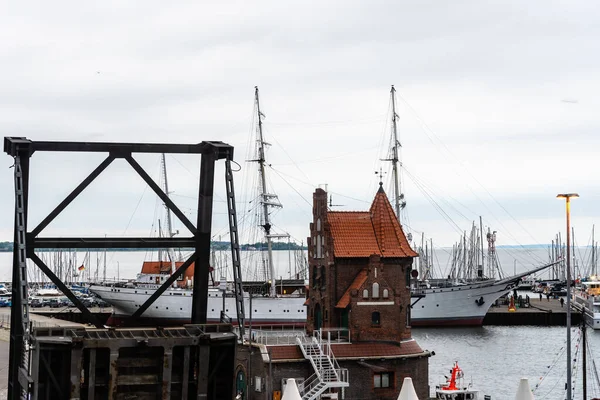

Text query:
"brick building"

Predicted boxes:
[[235, 186, 431, 400]]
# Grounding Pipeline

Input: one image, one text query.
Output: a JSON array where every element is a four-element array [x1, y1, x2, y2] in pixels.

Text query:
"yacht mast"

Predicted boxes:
[[254, 87, 287, 297], [161, 153, 177, 275]]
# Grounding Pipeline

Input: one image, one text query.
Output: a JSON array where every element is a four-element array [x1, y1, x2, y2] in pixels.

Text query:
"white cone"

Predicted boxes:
[[515, 378, 535, 400], [397, 377, 419, 400], [282, 378, 302, 400]]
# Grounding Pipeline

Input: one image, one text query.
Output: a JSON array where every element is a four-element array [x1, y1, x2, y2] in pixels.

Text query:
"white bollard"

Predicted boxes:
[[515, 378, 535, 400], [397, 377, 419, 400], [282, 378, 302, 400]]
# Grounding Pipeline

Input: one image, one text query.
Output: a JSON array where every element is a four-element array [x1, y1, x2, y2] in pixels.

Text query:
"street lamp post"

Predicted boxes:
[[557, 192, 579, 400]]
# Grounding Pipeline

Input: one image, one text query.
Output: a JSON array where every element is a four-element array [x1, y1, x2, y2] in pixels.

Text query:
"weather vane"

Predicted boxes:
[[375, 168, 387, 186]]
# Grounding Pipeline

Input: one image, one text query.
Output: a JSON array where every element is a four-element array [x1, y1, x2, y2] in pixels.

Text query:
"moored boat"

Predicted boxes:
[[411, 262, 555, 326], [435, 362, 480, 400], [90, 87, 308, 327], [571, 277, 600, 329]]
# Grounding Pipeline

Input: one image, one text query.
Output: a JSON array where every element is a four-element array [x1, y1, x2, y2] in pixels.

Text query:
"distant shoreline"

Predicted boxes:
[[0, 241, 307, 252]]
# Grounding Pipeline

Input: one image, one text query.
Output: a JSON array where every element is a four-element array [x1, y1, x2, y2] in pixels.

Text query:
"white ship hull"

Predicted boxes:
[[91, 263, 550, 327], [571, 290, 600, 330], [91, 280, 512, 328], [411, 279, 518, 326], [89, 284, 307, 327]]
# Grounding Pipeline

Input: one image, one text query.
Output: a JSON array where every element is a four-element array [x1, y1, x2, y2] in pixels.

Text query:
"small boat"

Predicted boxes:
[[435, 362, 480, 400]]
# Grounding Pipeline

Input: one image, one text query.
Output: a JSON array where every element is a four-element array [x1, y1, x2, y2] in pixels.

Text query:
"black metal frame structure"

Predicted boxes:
[[4, 137, 246, 400]]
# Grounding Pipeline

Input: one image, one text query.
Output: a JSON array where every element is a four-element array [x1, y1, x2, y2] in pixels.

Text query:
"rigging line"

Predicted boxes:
[[261, 125, 313, 184], [403, 165, 472, 223], [397, 92, 546, 248], [534, 344, 568, 396], [479, 216, 545, 265], [267, 168, 313, 209], [166, 154, 228, 205], [275, 145, 381, 166], [402, 168, 464, 235], [267, 114, 387, 127]]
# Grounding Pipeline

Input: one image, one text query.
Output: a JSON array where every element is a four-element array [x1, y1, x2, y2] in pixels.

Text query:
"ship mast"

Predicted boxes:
[[161, 153, 177, 276], [389, 85, 406, 222], [253, 87, 287, 297]]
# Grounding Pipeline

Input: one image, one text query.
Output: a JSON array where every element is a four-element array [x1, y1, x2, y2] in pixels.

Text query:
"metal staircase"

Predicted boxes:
[[224, 158, 245, 337], [296, 330, 349, 400]]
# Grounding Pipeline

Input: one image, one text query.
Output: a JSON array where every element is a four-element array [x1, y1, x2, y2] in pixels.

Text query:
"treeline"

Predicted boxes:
[[0, 241, 306, 252], [212, 241, 306, 251]]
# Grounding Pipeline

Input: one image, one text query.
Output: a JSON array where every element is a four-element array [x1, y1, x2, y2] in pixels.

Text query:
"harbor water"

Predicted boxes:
[[2, 248, 598, 398], [413, 325, 600, 399]]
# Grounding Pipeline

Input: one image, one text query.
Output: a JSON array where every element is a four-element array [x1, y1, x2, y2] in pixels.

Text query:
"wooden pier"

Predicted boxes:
[[484, 297, 581, 326]]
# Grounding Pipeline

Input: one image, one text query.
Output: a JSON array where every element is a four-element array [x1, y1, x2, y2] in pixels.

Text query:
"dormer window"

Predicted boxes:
[[372, 282, 380, 298], [363, 289, 369, 299]]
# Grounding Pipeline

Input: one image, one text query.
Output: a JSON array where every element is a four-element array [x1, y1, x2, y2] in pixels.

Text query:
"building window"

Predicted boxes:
[[316, 235, 323, 258], [383, 289, 389, 299], [363, 289, 369, 299], [372, 311, 381, 326], [372, 282, 380, 298], [374, 372, 392, 388], [316, 218, 321, 231]]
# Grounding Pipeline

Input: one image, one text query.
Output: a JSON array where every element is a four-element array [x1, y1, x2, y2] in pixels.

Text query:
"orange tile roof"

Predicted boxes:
[[141, 261, 195, 276], [268, 340, 425, 361], [328, 187, 417, 258], [335, 269, 368, 308], [140, 261, 195, 288]]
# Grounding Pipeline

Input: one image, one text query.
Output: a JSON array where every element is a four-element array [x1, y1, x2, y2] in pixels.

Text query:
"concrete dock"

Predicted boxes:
[[0, 307, 86, 399], [484, 297, 581, 325]]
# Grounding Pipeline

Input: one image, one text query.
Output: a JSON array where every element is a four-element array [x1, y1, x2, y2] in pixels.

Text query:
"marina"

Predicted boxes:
[[2, 0, 600, 398], [1, 96, 598, 399]]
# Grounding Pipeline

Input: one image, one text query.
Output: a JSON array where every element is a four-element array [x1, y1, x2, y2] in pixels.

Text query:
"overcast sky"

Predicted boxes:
[[1, 1, 599, 255]]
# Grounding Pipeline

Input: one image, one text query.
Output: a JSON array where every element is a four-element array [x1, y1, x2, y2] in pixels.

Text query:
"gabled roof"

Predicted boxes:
[[328, 186, 417, 258], [335, 269, 368, 308]]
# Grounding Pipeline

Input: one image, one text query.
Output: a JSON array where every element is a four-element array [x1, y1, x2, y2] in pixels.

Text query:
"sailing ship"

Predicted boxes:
[[382, 85, 553, 326], [89, 88, 307, 327]]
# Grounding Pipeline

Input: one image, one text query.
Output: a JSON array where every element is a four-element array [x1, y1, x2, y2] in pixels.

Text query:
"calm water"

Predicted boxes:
[[412, 325, 600, 399]]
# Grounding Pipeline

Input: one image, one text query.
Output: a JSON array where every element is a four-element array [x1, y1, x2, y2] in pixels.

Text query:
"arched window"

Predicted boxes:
[[383, 289, 389, 299], [316, 218, 321, 231], [372, 282, 380, 298], [316, 236, 322, 259], [372, 311, 381, 326], [363, 289, 369, 299]]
